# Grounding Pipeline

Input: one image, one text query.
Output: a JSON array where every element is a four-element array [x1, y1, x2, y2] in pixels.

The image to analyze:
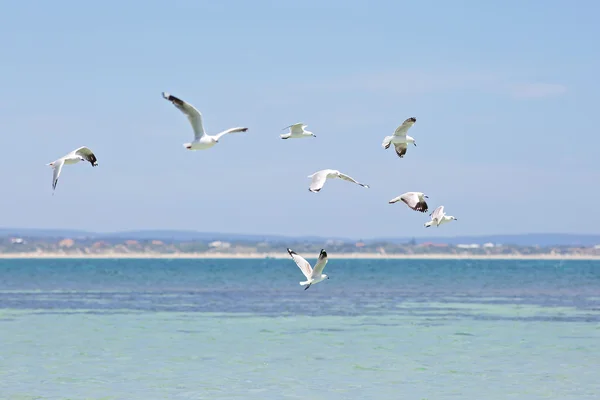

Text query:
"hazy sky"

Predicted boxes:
[[0, 0, 598, 238]]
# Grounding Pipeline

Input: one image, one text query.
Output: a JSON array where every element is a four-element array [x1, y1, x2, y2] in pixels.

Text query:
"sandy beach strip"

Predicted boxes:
[[0, 252, 599, 260]]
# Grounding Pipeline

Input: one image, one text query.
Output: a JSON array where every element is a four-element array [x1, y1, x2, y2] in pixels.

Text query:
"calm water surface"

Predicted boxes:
[[0, 258, 599, 399]]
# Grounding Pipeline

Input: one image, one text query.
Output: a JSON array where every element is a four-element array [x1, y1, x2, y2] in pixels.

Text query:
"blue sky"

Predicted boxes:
[[0, 0, 598, 238]]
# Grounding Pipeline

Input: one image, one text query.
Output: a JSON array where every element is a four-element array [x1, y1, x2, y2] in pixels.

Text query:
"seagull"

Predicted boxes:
[[308, 169, 370, 192], [425, 206, 458, 228], [389, 192, 429, 213], [381, 117, 417, 158], [280, 123, 316, 139], [162, 92, 248, 150], [286, 248, 329, 290], [46, 146, 98, 192]]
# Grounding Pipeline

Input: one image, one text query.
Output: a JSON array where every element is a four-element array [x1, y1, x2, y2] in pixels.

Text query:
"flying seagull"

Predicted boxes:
[[286, 248, 329, 290], [162, 92, 248, 150], [381, 117, 418, 158], [47, 146, 98, 192], [280, 123, 316, 139], [389, 192, 429, 213], [425, 206, 458, 228], [308, 169, 370, 193]]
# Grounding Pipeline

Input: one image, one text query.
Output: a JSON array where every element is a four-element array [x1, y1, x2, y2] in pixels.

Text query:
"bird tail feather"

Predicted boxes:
[[382, 136, 393, 148]]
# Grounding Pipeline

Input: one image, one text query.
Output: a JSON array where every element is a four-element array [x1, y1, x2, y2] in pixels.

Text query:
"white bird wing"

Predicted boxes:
[[398, 192, 428, 212], [394, 143, 408, 158], [213, 127, 249, 142], [400, 192, 418, 208], [337, 172, 370, 189], [284, 123, 306, 135], [393, 117, 416, 138], [287, 248, 312, 279], [430, 206, 445, 222], [162, 92, 206, 140], [311, 249, 328, 277], [308, 170, 330, 192], [51, 159, 65, 191], [388, 195, 402, 204], [72, 146, 98, 166]]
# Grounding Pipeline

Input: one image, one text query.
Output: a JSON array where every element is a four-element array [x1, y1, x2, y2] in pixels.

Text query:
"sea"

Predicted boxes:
[[0, 258, 599, 400]]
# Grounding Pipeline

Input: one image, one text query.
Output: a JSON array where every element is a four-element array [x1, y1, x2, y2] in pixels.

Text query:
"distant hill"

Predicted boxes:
[[0, 228, 599, 247]]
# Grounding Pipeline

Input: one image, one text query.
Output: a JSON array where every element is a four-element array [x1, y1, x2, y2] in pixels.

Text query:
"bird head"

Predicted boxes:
[[47, 162, 54, 167]]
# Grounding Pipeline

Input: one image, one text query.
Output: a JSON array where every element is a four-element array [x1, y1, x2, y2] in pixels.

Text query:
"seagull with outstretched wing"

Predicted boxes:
[[280, 123, 316, 139], [46, 146, 98, 193], [425, 205, 458, 228], [162, 92, 248, 150], [286, 248, 329, 290], [389, 192, 429, 213], [381, 117, 418, 158], [308, 169, 370, 193]]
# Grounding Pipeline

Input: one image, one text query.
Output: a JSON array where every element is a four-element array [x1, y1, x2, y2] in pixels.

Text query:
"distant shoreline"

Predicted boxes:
[[0, 252, 599, 260]]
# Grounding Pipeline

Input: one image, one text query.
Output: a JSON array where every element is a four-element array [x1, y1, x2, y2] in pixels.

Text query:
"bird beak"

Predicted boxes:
[[413, 143, 417, 147], [313, 134, 317, 137], [424, 195, 429, 198]]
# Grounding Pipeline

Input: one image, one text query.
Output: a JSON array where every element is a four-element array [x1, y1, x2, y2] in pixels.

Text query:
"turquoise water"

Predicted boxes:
[[0, 259, 599, 399]]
